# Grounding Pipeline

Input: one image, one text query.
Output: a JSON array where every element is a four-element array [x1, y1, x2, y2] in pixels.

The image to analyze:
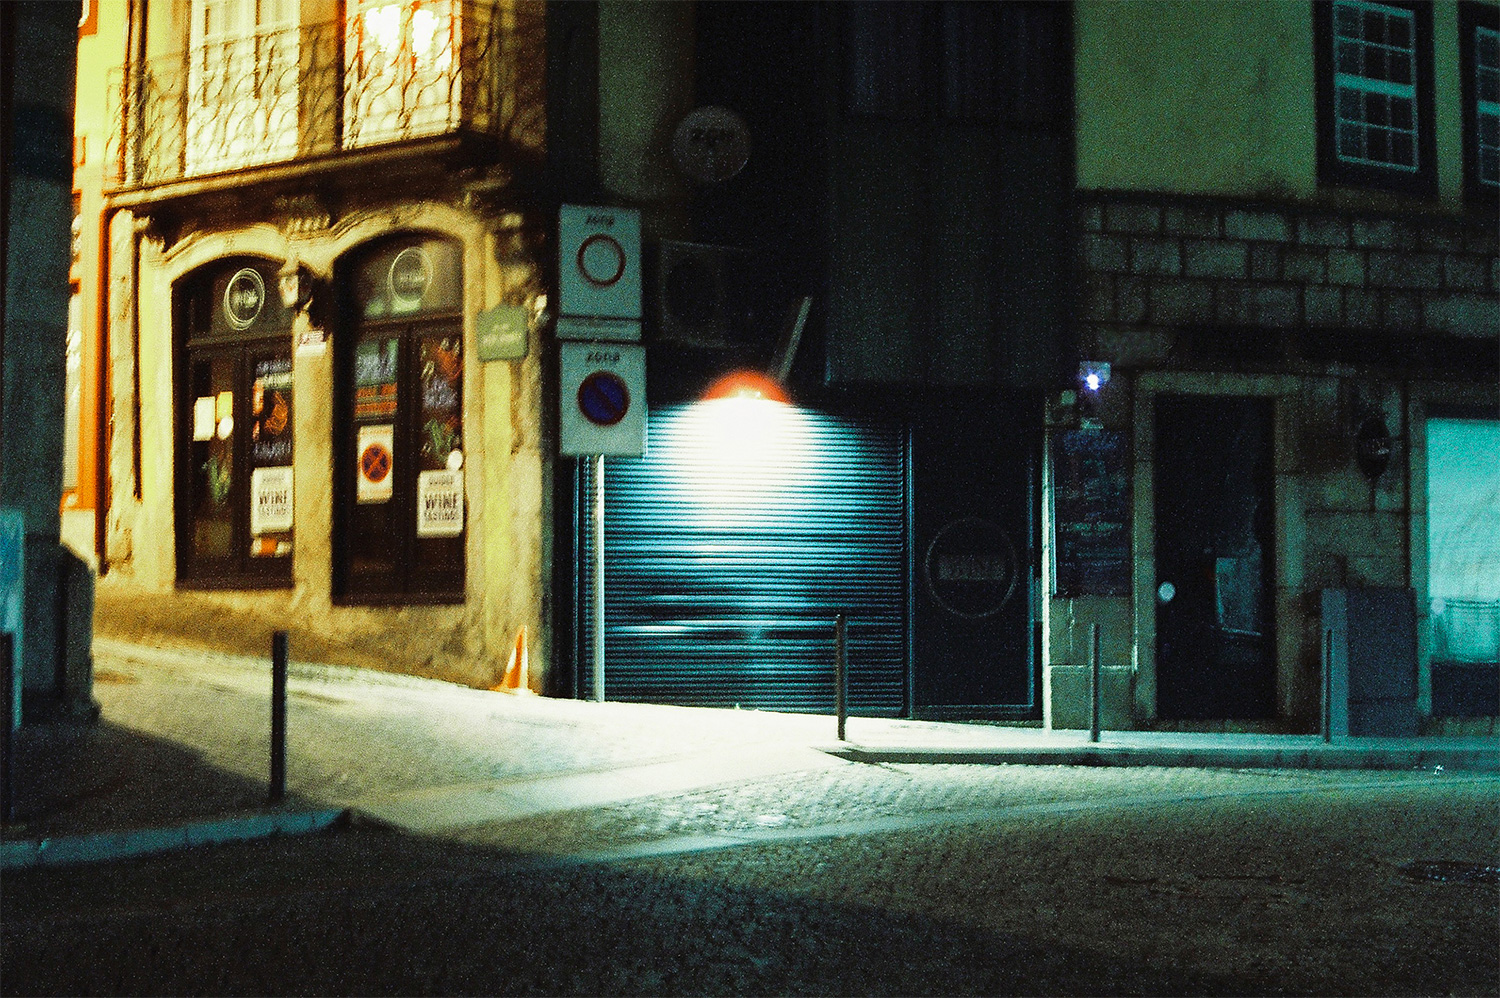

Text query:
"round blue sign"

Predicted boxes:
[[578, 371, 630, 427]]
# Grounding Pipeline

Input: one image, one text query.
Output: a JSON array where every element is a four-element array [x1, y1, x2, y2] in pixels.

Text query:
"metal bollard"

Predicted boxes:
[[270, 630, 288, 803], [2, 632, 13, 824], [1089, 622, 1102, 743], [1322, 627, 1333, 743], [834, 614, 848, 742]]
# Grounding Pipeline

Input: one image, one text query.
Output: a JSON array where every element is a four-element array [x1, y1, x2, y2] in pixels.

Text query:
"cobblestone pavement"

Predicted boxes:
[[4, 766, 1495, 996], [452, 762, 1466, 857]]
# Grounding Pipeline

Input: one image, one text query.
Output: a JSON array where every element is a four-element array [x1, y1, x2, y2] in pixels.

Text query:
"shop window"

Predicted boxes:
[[1314, 0, 1437, 196], [334, 235, 465, 603], [176, 259, 295, 587], [1426, 416, 1500, 716], [1460, 2, 1499, 208]]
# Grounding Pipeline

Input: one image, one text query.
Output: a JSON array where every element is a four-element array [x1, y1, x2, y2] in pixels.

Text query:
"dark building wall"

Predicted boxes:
[[1, 0, 97, 723]]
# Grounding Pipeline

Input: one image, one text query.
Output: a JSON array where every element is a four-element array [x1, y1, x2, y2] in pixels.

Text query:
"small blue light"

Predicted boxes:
[[1085, 373, 1101, 392]]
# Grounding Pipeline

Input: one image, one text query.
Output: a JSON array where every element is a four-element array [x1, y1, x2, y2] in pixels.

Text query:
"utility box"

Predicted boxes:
[[1322, 588, 1418, 737]]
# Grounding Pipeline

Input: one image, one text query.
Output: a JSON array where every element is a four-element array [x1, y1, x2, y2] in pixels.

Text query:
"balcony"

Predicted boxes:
[[105, 1, 543, 201]]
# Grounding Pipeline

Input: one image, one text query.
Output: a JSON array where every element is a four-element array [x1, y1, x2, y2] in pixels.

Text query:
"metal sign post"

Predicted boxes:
[[593, 455, 606, 702]]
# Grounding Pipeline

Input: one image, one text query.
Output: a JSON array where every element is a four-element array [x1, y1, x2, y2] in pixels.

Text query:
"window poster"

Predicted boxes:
[[357, 423, 395, 504], [250, 465, 294, 536], [416, 469, 464, 538], [193, 396, 216, 441], [251, 356, 293, 465], [354, 338, 399, 419], [1052, 429, 1131, 596]]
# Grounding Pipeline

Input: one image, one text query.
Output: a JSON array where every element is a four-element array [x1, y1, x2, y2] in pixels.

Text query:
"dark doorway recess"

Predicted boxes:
[[911, 395, 1038, 716], [1154, 395, 1276, 720]]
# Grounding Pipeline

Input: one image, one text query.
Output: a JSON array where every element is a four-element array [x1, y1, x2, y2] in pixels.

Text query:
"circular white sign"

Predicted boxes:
[[389, 247, 433, 307], [223, 268, 266, 330]]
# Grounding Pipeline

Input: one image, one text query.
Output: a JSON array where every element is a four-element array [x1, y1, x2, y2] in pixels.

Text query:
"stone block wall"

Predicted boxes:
[[1075, 197, 1499, 365], [1058, 192, 1499, 731]]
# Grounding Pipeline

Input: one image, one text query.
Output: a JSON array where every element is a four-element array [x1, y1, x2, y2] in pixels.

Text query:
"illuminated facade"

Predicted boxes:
[[71, 1, 1496, 732], [82, 0, 550, 688]]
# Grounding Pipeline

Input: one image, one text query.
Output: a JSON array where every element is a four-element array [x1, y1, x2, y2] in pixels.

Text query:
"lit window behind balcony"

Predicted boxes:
[[344, 0, 461, 148], [186, 0, 299, 175]]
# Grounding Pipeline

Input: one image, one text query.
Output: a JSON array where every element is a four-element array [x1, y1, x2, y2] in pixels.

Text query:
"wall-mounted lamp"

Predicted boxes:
[[278, 259, 312, 313], [1077, 361, 1111, 427], [1078, 360, 1111, 394]]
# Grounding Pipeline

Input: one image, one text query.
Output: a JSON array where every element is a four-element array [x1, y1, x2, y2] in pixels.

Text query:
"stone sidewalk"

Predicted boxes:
[[2, 636, 1496, 869]]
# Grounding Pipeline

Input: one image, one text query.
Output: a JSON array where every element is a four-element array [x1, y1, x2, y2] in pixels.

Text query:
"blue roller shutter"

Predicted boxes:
[[579, 399, 908, 714]]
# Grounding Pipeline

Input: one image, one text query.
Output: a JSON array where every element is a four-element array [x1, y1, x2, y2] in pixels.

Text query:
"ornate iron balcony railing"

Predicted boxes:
[[106, 1, 543, 191]]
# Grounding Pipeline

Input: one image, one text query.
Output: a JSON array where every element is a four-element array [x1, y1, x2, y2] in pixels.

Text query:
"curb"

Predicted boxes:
[[821, 745, 1500, 772], [1, 809, 348, 870]]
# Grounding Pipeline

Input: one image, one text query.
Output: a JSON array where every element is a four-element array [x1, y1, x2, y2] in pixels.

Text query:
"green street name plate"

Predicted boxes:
[[477, 305, 529, 361]]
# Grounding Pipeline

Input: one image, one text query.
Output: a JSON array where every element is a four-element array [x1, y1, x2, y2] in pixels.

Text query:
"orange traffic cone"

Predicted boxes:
[[498, 626, 532, 694]]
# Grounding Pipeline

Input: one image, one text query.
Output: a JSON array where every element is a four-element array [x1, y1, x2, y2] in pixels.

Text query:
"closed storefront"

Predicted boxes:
[[578, 398, 909, 714]]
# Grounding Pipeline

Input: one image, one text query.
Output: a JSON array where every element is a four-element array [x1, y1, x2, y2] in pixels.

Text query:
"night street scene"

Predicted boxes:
[[2, 0, 1498, 995]]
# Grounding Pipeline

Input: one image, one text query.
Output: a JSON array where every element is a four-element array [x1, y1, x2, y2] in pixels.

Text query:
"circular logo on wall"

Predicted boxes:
[[389, 247, 433, 308], [922, 517, 1020, 620], [223, 268, 266, 330], [671, 105, 751, 184]]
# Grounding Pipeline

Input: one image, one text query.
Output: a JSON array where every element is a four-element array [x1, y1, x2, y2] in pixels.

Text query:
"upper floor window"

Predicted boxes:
[[343, 0, 462, 148], [1314, 0, 1437, 196], [186, 0, 299, 175], [1460, 2, 1499, 207], [843, 1, 1069, 128]]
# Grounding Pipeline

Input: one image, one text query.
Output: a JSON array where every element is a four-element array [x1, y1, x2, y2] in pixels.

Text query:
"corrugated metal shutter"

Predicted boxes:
[[580, 399, 908, 714]]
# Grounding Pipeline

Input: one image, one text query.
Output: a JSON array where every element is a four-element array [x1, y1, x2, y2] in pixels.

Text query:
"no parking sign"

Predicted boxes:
[[559, 342, 646, 456], [558, 205, 641, 342]]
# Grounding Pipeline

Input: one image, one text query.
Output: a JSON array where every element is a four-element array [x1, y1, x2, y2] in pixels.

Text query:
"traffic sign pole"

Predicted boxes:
[[592, 455, 606, 702]]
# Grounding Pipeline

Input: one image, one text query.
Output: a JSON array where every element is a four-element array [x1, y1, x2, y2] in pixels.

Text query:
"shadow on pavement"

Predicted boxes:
[[3, 719, 315, 838], [1, 822, 1263, 997]]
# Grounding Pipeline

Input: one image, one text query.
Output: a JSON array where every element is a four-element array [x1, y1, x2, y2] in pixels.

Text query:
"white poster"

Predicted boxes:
[[193, 396, 216, 441], [250, 466, 294, 535], [357, 424, 395, 504], [416, 470, 464, 538]]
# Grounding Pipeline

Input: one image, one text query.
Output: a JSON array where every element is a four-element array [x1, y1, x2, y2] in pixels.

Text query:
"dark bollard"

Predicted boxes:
[[1089, 622, 1102, 743], [835, 614, 848, 742], [2, 632, 13, 824], [1322, 627, 1334, 743], [270, 630, 288, 804]]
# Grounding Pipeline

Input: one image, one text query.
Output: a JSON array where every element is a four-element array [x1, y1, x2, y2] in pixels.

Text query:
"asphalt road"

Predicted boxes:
[[4, 765, 1496, 996]]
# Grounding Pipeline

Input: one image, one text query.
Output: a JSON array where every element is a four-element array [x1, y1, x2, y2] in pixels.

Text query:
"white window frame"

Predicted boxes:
[[1331, 0, 1421, 174], [1476, 25, 1499, 190]]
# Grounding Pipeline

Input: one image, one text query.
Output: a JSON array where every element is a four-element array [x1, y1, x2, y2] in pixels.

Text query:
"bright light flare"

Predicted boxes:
[[702, 370, 791, 405]]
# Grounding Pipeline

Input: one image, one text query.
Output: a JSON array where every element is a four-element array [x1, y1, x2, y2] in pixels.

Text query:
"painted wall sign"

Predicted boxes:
[[559, 341, 646, 456], [1053, 429, 1131, 596], [558, 205, 641, 341], [416, 469, 464, 538], [250, 465, 294, 535], [357, 423, 394, 504]]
